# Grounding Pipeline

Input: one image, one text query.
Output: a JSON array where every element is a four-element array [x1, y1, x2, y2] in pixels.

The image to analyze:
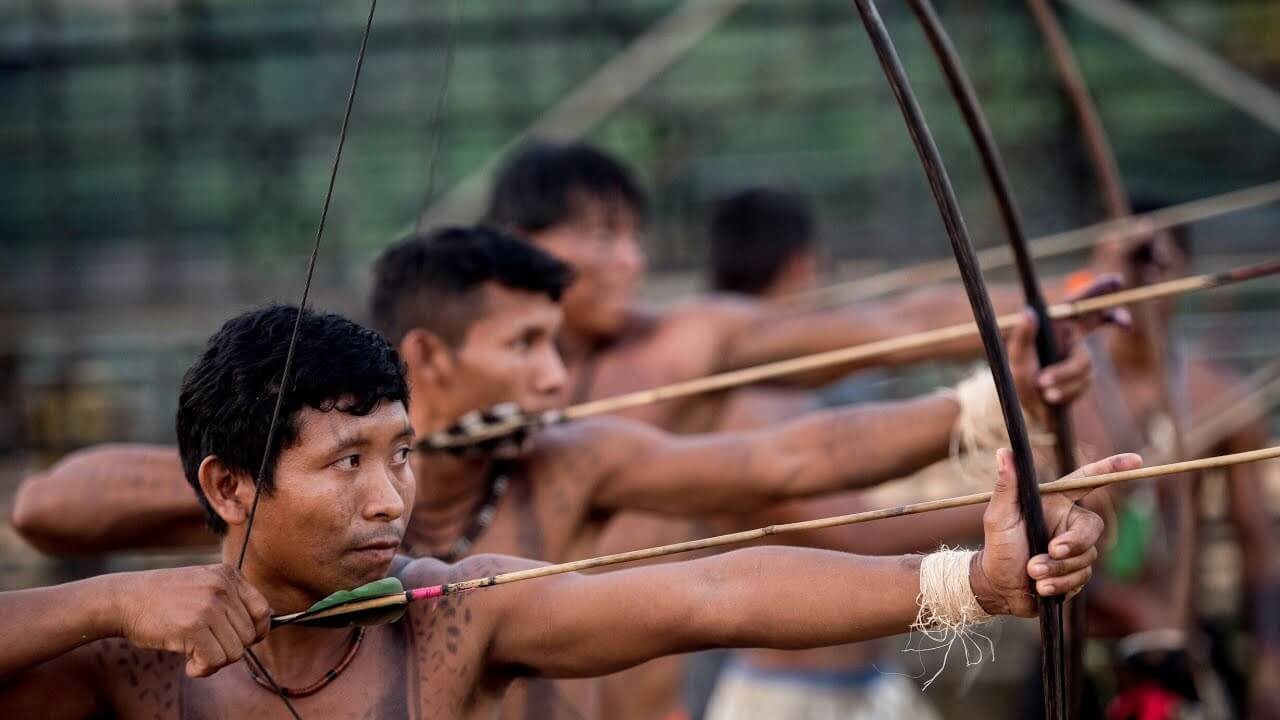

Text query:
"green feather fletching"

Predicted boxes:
[[305, 577, 406, 614]]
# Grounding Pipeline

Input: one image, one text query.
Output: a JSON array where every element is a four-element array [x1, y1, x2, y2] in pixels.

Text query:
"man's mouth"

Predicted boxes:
[[350, 537, 401, 559]]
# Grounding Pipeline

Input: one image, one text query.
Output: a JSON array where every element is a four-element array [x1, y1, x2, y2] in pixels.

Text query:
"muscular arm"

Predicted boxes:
[[707, 387, 986, 555], [427, 455, 1114, 682], [486, 548, 924, 678], [587, 394, 958, 515], [11, 444, 214, 554], [714, 284, 1025, 384]]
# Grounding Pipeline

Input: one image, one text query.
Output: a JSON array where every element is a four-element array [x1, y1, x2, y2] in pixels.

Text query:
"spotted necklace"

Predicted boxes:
[[407, 463, 510, 562]]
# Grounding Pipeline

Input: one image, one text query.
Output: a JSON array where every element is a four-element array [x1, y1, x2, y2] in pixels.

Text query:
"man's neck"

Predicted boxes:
[[404, 450, 496, 554], [217, 545, 364, 684], [556, 324, 605, 371]]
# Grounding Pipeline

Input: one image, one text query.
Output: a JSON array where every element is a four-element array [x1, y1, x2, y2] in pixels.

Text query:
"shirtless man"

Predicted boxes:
[[0, 302, 1120, 720], [13, 227, 1090, 561], [14, 227, 1101, 718], [699, 188, 950, 719], [482, 141, 1086, 718], [1069, 220, 1280, 719]]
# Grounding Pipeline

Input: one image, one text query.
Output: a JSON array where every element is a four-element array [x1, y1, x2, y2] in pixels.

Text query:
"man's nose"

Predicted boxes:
[[535, 347, 569, 397], [363, 464, 408, 522]]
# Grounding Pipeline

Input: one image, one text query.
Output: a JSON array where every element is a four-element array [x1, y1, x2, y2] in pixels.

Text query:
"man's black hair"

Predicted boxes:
[[370, 225, 575, 347], [177, 305, 409, 534], [484, 140, 648, 232], [709, 187, 816, 295]]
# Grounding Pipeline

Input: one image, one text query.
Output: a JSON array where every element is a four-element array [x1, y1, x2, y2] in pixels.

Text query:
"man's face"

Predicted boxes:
[[248, 400, 415, 598], [1125, 231, 1190, 328], [527, 195, 646, 339], [446, 283, 569, 417]]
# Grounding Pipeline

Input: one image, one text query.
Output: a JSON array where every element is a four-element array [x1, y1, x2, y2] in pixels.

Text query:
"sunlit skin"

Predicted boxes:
[[219, 402, 417, 607], [527, 195, 646, 344], [11, 240, 1113, 720], [0, 380, 1123, 718], [518, 195, 1103, 720], [397, 284, 568, 428]]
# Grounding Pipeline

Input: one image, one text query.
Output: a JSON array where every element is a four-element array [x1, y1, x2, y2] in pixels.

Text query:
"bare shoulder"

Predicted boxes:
[[397, 555, 549, 612], [657, 294, 759, 338], [394, 555, 548, 715], [395, 555, 549, 661], [533, 417, 658, 474]]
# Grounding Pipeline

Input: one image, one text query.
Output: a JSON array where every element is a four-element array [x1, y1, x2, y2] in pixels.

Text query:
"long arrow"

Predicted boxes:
[[424, 259, 1280, 452], [273, 446, 1280, 628], [782, 179, 1280, 311]]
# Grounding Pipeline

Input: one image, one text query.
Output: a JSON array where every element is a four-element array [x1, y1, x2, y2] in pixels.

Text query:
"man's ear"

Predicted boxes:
[[398, 328, 456, 390], [197, 455, 255, 528]]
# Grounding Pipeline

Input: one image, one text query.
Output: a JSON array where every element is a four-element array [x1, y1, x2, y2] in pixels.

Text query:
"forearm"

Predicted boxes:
[[694, 548, 922, 649], [600, 394, 960, 517], [766, 394, 957, 497], [521, 547, 927, 678], [12, 445, 212, 553], [0, 576, 117, 677], [719, 284, 1023, 382]]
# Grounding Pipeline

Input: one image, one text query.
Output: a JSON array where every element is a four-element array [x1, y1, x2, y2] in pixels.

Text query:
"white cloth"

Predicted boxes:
[[704, 662, 941, 720]]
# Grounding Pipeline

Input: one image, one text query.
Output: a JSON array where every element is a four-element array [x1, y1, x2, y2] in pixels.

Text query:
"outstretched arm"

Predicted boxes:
[[590, 316, 1087, 515], [588, 393, 958, 515], [490, 452, 1127, 678], [713, 283, 1027, 382], [11, 444, 214, 554]]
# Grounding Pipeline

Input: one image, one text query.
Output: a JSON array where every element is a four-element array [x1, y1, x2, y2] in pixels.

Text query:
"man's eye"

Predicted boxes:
[[393, 446, 411, 464], [333, 454, 360, 470]]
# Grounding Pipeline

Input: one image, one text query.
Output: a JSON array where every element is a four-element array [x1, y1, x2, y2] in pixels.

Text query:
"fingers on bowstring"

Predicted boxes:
[[233, 571, 273, 641], [186, 627, 227, 678]]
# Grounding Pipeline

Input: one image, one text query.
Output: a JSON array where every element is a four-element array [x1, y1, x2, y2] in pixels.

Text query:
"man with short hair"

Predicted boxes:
[[0, 302, 1121, 719], [16, 225, 1103, 718], [15, 227, 1093, 568], [700, 187, 946, 719]]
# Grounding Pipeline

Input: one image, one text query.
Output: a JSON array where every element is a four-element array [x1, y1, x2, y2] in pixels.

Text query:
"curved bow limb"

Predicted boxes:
[[905, 2, 1081, 713], [906, 0, 1078, 477], [846, 1, 1066, 717], [232, 1, 382, 716], [1024, 1, 1197, 711]]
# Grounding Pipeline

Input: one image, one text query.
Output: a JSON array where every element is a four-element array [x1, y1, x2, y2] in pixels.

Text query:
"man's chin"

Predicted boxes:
[[339, 550, 400, 585]]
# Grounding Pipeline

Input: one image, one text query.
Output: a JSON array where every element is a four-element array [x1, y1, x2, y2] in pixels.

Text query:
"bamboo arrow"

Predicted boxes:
[[423, 258, 1280, 451], [780, 180, 1280, 311], [273, 445, 1280, 628]]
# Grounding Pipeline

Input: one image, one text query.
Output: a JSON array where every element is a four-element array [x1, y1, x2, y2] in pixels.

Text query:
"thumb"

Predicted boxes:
[[986, 448, 1020, 527], [1006, 312, 1036, 369]]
